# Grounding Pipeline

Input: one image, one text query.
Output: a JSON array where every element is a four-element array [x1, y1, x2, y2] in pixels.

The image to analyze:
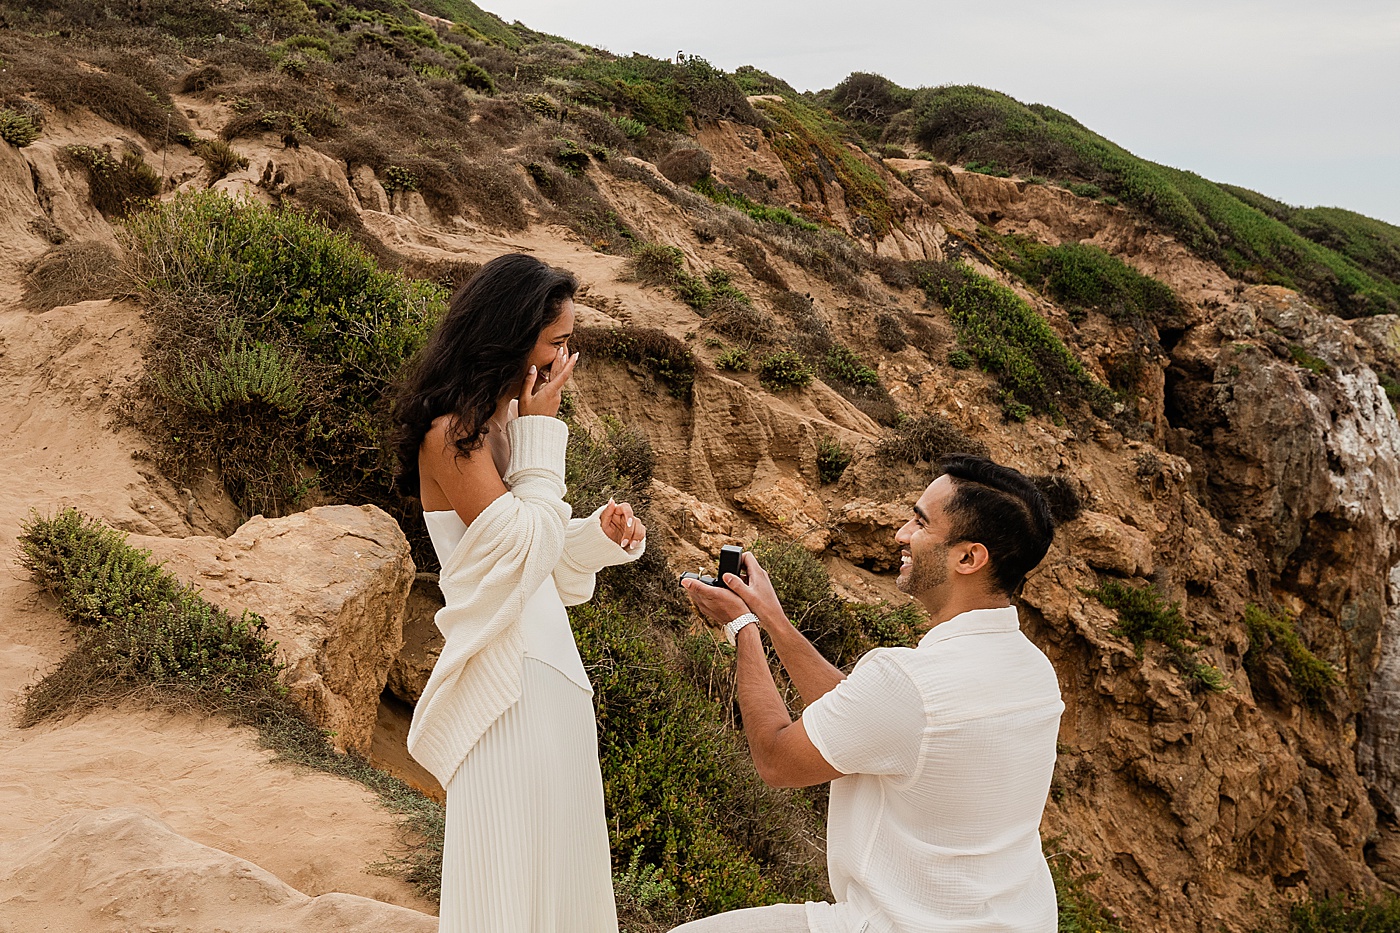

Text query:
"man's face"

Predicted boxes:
[[895, 476, 958, 610]]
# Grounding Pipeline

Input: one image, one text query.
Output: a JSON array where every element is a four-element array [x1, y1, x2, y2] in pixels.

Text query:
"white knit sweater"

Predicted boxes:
[[406, 415, 644, 786]]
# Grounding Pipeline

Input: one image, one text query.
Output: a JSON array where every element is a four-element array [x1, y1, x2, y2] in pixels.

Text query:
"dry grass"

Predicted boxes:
[[23, 241, 126, 310]]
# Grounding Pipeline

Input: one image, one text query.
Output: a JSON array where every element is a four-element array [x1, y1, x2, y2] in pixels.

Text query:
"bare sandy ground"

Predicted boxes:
[[0, 295, 436, 920]]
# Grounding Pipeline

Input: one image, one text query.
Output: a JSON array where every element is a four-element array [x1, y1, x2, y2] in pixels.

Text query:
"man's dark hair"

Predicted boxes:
[[937, 454, 1055, 596]]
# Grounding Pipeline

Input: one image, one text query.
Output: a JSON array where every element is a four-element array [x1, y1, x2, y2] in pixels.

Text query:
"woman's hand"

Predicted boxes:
[[518, 346, 579, 417], [722, 552, 785, 626], [601, 499, 646, 550]]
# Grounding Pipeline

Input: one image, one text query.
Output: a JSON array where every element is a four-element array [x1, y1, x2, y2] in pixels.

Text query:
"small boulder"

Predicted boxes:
[[131, 505, 414, 755], [657, 147, 712, 187]]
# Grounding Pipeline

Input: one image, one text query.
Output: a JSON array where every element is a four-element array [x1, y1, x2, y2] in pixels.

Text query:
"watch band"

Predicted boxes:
[[725, 612, 759, 646]]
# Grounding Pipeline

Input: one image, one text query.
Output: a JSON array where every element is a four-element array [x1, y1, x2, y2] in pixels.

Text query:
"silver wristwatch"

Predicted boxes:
[[725, 613, 759, 646]]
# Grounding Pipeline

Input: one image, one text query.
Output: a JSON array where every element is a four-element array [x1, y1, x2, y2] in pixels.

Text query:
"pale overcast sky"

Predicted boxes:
[[479, 0, 1400, 226]]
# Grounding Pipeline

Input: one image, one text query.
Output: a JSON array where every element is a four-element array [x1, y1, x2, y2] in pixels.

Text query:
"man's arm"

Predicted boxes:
[[732, 624, 843, 788], [724, 552, 844, 706]]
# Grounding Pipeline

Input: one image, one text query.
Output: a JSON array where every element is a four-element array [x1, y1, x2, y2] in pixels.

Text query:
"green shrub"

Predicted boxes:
[[631, 242, 686, 285], [750, 96, 894, 236], [758, 350, 813, 391], [17, 509, 281, 722], [1045, 841, 1131, 933], [455, 59, 496, 93], [816, 436, 852, 484], [981, 233, 1182, 325], [125, 190, 442, 515], [947, 348, 974, 369], [0, 108, 40, 146], [1286, 893, 1400, 932], [693, 177, 819, 231], [62, 145, 161, 218], [876, 413, 987, 465], [1243, 605, 1339, 710], [17, 508, 445, 899], [1066, 181, 1101, 198], [571, 325, 697, 400], [715, 346, 750, 371], [613, 115, 648, 139], [1380, 373, 1400, 410], [1085, 579, 1225, 692], [822, 343, 879, 386], [750, 539, 921, 667], [911, 260, 1114, 421], [193, 138, 249, 185], [964, 159, 1011, 177], [382, 165, 422, 192]]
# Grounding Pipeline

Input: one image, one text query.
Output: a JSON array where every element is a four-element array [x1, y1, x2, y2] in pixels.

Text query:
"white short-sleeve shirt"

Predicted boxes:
[[801, 606, 1065, 933]]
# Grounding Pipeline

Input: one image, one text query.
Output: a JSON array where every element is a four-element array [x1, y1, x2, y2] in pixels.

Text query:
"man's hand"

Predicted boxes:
[[600, 498, 646, 550], [682, 574, 750, 629], [722, 552, 785, 626]]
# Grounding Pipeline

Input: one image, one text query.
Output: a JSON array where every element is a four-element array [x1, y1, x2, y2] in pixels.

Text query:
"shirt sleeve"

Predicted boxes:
[[800, 650, 924, 778]]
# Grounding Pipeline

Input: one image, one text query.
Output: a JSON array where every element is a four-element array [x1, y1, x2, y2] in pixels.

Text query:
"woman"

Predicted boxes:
[[391, 253, 646, 933]]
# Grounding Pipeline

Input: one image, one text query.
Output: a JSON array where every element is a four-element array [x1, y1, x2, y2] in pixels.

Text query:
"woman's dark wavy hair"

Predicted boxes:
[[391, 253, 577, 498]]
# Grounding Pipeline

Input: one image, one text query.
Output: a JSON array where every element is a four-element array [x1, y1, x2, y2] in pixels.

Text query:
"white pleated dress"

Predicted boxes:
[[424, 510, 618, 933]]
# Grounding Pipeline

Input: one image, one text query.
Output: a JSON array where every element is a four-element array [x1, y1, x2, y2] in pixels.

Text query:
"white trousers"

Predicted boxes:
[[670, 903, 812, 933]]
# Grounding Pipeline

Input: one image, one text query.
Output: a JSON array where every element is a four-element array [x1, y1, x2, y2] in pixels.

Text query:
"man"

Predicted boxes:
[[677, 455, 1065, 933]]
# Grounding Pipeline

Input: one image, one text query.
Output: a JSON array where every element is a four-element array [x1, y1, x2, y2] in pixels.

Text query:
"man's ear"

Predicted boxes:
[[953, 542, 991, 576]]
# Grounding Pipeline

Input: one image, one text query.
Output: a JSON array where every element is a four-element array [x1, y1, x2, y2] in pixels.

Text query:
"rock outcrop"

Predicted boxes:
[[132, 506, 415, 755], [0, 809, 436, 932]]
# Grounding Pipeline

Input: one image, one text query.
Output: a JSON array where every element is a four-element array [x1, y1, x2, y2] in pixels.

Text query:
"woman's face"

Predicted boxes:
[[524, 298, 576, 385]]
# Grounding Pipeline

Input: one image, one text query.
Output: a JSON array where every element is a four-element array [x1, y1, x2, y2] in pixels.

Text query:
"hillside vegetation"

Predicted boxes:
[[3, 2, 1399, 933], [818, 78, 1400, 317]]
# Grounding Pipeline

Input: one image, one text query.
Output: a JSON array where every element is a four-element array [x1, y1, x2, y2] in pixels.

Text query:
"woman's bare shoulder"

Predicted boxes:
[[419, 416, 506, 519]]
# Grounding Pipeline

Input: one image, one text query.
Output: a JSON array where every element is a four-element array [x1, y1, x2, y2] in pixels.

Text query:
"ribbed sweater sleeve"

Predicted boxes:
[[406, 415, 571, 786], [553, 504, 647, 606]]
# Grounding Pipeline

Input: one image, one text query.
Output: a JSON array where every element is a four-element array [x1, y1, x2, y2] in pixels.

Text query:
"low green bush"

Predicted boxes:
[[194, 137, 249, 185], [62, 145, 161, 218], [1045, 841, 1131, 933], [750, 539, 920, 667], [816, 436, 852, 484], [571, 325, 697, 400], [693, 177, 818, 231], [822, 343, 879, 387], [964, 159, 1010, 177], [1243, 605, 1338, 710], [983, 234, 1182, 325], [912, 260, 1114, 421], [0, 107, 40, 146], [758, 349, 813, 391], [715, 346, 750, 371], [125, 190, 442, 515], [1286, 893, 1400, 932], [17, 508, 446, 897], [1085, 579, 1225, 693]]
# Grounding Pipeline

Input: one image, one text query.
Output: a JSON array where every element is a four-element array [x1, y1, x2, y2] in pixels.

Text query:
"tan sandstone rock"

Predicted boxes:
[[0, 808, 436, 932], [131, 505, 414, 755]]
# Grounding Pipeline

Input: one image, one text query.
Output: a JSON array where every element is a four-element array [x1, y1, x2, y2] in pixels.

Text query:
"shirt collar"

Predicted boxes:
[[918, 605, 1021, 648]]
